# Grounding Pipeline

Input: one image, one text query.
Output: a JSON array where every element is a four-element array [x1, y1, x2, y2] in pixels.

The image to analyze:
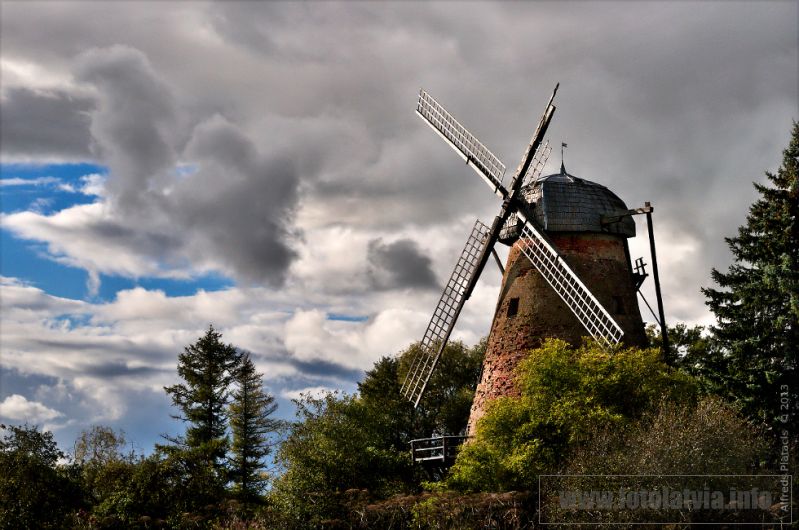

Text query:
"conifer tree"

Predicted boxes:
[[701, 122, 798, 438], [229, 354, 279, 501], [163, 326, 242, 473]]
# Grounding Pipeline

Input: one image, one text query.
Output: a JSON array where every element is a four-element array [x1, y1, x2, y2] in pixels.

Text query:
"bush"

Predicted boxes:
[[543, 396, 772, 526], [0, 424, 84, 529], [447, 339, 698, 492]]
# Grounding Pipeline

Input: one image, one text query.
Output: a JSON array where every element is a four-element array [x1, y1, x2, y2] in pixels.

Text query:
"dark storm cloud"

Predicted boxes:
[[0, 87, 93, 161], [58, 45, 301, 285], [288, 358, 363, 381], [31, 337, 165, 364], [74, 46, 183, 210], [82, 362, 165, 379], [1, 1, 796, 309], [367, 238, 438, 291], [177, 116, 299, 284]]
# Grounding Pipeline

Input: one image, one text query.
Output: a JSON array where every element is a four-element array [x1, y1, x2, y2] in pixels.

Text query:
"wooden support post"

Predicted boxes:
[[645, 203, 670, 362]]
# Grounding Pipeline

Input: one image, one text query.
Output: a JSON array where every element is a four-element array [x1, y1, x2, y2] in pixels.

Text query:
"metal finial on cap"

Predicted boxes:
[[560, 142, 568, 174]]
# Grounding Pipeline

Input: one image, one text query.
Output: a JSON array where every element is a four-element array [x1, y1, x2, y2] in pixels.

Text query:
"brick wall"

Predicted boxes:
[[466, 232, 647, 435]]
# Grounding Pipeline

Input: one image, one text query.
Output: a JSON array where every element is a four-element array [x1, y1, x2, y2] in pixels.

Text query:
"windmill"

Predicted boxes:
[[401, 85, 658, 440]]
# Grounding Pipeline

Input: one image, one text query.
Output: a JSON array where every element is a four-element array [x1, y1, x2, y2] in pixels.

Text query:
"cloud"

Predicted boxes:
[[367, 238, 439, 291], [0, 394, 63, 423], [280, 385, 338, 401], [175, 114, 299, 284], [73, 45, 184, 210], [0, 176, 61, 187], [3, 46, 302, 287], [0, 0, 796, 451], [0, 87, 93, 162]]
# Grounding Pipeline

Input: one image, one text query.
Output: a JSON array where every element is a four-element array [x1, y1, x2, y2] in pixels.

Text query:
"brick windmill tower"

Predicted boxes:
[[400, 85, 667, 439]]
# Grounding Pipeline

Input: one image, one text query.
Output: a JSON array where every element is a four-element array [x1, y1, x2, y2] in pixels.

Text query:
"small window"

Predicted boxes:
[[507, 297, 519, 317], [613, 296, 625, 315]]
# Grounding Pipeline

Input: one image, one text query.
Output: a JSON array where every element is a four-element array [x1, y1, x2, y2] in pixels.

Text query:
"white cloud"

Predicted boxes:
[[0, 394, 63, 423], [280, 386, 338, 401], [79, 173, 106, 196], [0, 0, 795, 451], [0, 176, 61, 187]]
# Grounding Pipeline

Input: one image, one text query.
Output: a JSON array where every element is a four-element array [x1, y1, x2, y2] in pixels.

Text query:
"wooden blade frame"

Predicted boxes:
[[416, 90, 506, 197], [516, 214, 624, 347], [400, 220, 491, 407]]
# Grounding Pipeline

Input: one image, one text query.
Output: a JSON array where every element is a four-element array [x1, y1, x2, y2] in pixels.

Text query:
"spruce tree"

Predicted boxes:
[[163, 326, 242, 473], [229, 354, 279, 502], [701, 122, 798, 438]]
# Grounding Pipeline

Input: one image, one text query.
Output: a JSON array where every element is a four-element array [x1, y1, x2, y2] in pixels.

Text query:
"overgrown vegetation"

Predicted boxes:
[[1, 125, 796, 528], [446, 339, 698, 492], [269, 340, 485, 527]]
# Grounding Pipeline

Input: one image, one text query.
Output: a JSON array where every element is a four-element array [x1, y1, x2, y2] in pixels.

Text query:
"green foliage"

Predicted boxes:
[[72, 425, 138, 523], [229, 354, 280, 503], [647, 323, 730, 398], [163, 326, 242, 464], [270, 392, 411, 526], [447, 339, 697, 492], [0, 424, 84, 530], [157, 326, 241, 512], [73, 425, 130, 467], [397, 338, 486, 437], [268, 340, 485, 527], [646, 323, 710, 369], [565, 395, 767, 476], [701, 122, 799, 437], [545, 396, 770, 526]]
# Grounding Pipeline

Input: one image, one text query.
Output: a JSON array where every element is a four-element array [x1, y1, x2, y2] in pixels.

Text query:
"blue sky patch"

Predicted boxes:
[[326, 313, 369, 322], [1, 163, 236, 301]]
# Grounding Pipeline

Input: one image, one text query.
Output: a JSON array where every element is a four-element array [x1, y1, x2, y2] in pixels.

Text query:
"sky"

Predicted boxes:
[[0, 1, 796, 454]]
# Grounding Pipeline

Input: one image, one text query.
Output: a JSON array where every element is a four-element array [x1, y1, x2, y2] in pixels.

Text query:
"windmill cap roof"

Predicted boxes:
[[521, 169, 636, 237]]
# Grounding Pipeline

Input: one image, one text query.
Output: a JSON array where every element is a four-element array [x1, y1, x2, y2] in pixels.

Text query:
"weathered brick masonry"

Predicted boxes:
[[466, 170, 648, 436]]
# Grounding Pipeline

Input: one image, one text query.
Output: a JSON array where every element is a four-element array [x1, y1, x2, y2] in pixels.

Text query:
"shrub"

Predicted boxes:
[[447, 339, 698, 492]]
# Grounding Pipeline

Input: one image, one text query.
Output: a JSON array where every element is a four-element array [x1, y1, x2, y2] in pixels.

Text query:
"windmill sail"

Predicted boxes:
[[406, 84, 622, 409], [400, 220, 492, 406], [507, 83, 558, 192], [516, 215, 624, 347], [522, 139, 552, 187], [416, 90, 506, 196]]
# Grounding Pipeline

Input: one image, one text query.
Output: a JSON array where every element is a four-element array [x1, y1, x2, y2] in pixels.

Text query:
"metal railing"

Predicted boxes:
[[410, 435, 471, 465]]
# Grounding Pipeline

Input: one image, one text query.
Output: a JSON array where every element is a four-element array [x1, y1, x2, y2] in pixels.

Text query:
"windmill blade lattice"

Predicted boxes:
[[416, 90, 506, 193], [401, 219, 492, 406], [516, 217, 624, 347], [522, 139, 552, 187]]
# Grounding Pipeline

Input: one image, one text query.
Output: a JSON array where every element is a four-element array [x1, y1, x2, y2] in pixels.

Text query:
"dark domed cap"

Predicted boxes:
[[499, 167, 636, 242]]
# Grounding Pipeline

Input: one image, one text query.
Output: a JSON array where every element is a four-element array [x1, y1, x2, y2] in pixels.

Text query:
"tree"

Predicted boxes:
[[73, 425, 129, 467], [161, 325, 242, 502], [270, 391, 409, 527], [446, 339, 697, 492], [163, 326, 241, 463], [72, 425, 133, 519], [268, 340, 485, 527], [701, 122, 799, 438], [0, 424, 84, 529], [397, 338, 486, 438], [548, 397, 769, 526], [229, 353, 280, 502]]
